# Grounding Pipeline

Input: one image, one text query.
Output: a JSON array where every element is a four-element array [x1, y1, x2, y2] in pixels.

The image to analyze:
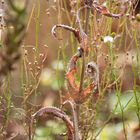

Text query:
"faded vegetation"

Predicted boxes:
[[0, 0, 140, 140]]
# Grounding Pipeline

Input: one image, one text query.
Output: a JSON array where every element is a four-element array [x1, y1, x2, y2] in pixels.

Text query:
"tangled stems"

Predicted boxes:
[[31, 1, 125, 139]]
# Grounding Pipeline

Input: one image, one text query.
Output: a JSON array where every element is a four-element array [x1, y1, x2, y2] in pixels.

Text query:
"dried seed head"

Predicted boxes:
[[22, 84, 26, 88], [131, 16, 135, 20], [24, 50, 28, 55], [132, 55, 134, 60], [115, 55, 118, 59], [37, 66, 41, 70], [34, 61, 38, 65], [97, 19, 100, 22], [32, 48, 36, 52], [46, 12, 50, 16], [28, 62, 32, 65], [119, 66, 122, 69], [126, 52, 129, 55], [126, 13, 130, 17], [97, 33, 100, 37], [86, 61, 99, 84], [104, 57, 107, 62], [44, 44, 48, 48], [39, 53, 44, 57], [1, 0, 4, 4], [29, 85, 33, 88]]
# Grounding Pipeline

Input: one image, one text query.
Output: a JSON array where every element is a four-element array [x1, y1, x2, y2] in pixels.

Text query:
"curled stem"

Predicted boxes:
[[30, 106, 74, 140], [63, 100, 81, 140], [51, 24, 81, 42]]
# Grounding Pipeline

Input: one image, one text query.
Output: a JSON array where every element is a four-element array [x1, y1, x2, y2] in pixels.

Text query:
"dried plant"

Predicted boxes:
[[0, 0, 140, 140], [0, 0, 27, 86], [30, 106, 74, 140], [31, 1, 126, 140]]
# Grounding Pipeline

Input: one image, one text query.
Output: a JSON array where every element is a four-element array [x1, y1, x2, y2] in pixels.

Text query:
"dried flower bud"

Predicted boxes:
[[24, 50, 28, 55]]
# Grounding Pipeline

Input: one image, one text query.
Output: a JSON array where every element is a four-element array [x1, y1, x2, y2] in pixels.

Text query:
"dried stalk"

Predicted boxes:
[[63, 100, 81, 140]]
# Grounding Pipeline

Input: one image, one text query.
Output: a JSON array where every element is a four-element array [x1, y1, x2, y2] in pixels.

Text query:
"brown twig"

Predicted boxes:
[[51, 24, 81, 42], [63, 100, 81, 140]]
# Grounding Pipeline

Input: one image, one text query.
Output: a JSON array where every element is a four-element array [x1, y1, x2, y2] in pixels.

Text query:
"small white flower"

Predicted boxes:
[[104, 36, 114, 43]]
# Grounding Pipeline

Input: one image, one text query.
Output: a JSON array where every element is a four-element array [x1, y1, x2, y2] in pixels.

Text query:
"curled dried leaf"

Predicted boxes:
[[66, 59, 99, 104], [51, 4, 104, 104], [31, 106, 74, 140], [51, 24, 81, 42]]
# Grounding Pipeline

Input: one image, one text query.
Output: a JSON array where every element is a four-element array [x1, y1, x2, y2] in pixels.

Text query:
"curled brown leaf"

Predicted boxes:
[[30, 106, 74, 140]]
